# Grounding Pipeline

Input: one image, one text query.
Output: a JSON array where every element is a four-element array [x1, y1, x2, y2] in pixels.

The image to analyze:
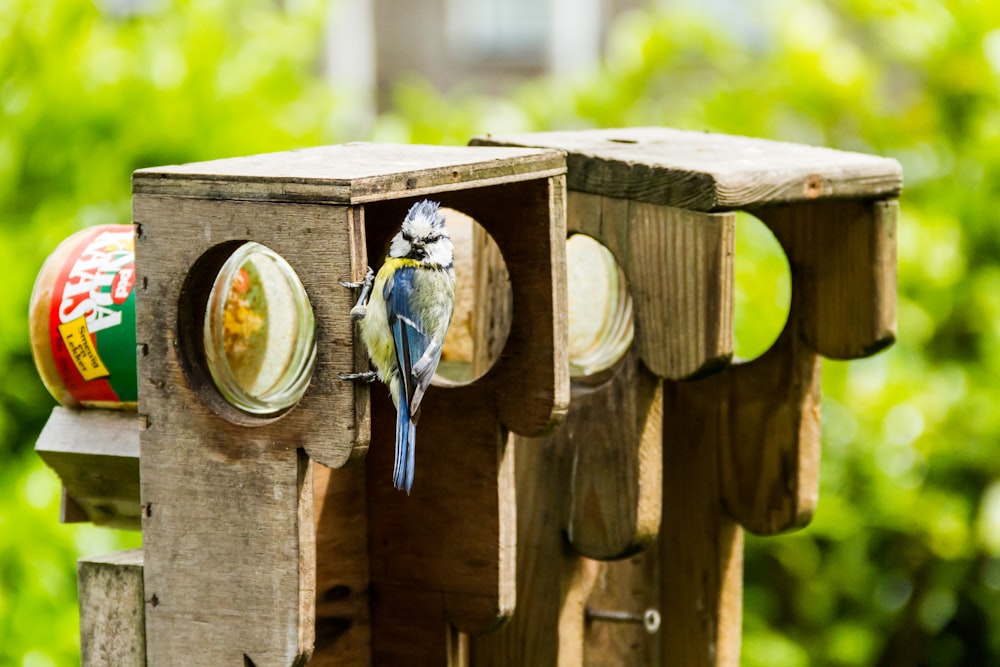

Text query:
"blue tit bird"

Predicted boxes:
[[342, 200, 456, 493]]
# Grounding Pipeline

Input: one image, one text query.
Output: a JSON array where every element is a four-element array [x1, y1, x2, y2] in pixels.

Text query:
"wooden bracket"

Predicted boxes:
[[35, 407, 140, 530], [561, 191, 734, 561]]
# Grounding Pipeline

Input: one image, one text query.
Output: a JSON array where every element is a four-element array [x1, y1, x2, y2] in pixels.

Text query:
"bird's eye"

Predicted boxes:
[[424, 234, 442, 243], [401, 231, 413, 242]]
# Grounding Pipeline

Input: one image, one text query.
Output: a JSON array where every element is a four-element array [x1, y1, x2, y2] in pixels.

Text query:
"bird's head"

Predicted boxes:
[[389, 200, 454, 268]]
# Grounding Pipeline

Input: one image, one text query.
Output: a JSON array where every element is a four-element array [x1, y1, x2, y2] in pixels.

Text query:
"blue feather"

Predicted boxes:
[[386, 265, 432, 493], [394, 397, 413, 493]]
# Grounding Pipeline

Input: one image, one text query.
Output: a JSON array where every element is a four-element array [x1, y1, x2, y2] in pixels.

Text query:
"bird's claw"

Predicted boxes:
[[339, 266, 374, 290], [338, 370, 378, 383], [343, 267, 375, 320]]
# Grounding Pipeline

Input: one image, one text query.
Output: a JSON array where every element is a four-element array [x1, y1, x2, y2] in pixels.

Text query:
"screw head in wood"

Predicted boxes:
[[584, 607, 661, 634]]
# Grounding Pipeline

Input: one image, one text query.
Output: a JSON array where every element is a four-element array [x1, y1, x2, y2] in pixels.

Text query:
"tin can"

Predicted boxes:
[[29, 225, 138, 409]]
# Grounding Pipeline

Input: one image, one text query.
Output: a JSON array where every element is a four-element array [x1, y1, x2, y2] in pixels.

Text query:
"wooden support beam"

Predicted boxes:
[[79, 549, 146, 667], [35, 407, 141, 530], [311, 464, 371, 666], [561, 349, 662, 560], [468, 430, 600, 667]]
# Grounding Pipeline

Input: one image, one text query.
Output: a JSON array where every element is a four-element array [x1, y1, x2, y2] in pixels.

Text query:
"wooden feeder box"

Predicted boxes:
[[36, 143, 569, 666], [472, 127, 901, 666]]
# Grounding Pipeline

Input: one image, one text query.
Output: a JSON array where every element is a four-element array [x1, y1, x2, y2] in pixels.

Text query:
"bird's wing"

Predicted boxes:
[[384, 266, 438, 422]]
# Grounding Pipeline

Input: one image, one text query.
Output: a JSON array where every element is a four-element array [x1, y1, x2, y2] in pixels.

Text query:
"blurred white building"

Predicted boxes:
[[324, 0, 642, 129]]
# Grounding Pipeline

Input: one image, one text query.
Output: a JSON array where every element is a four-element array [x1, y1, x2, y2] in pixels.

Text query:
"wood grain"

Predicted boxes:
[[134, 196, 368, 468], [474, 128, 903, 211], [756, 199, 898, 360], [311, 464, 371, 667], [135, 196, 348, 666], [562, 349, 662, 560], [79, 549, 146, 667], [579, 380, 748, 667], [35, 407, 141, 529], [133, 144, 566, 205], [660, 382, 745, 666], [582, 550, 661, 667], [367, 385, 515, 635], [626, 201, 734, 379], [567, 192, 734, 380], [712, 199, 899, 535], [708, 325, 823, 537], [468, 431, 599, 667]]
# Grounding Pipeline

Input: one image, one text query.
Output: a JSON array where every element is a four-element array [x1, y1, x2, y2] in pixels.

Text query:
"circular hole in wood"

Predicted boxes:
[[435, 207, 512, 384], [566, 233, 634, 378], [733, 212, 791, 361], [178, 241, 316, 423]]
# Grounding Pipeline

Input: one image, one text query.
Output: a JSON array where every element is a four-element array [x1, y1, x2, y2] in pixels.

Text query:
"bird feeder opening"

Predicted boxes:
[[436, 207, 512, 385], [566, 233, 634, 378]]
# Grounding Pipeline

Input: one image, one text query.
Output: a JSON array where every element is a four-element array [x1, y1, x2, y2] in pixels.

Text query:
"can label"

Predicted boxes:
[[49, 225, 137, 404]]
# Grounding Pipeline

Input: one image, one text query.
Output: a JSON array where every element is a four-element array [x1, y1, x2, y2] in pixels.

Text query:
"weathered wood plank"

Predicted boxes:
[[473, 128, 902, 211], [582, 551, 660, 667], [660, 382, 745, 666], [468, 432, 601, 667], [134, 196, 368, 469], [35, 407, 141, 530], [367, 385, 515, 635], [756, 199, 898, 360], [133, 144, 566, 205], [311, 465, 371, 667], [578, 378, 748, 667], [79, 549, 146, 667], [562, 350, 662, 560], [714, 199, 899, 535], [625, 201, 734, 379], [135, 196, 340, 666], [713, 326, 823, 536], [567, 192, 734, 380]]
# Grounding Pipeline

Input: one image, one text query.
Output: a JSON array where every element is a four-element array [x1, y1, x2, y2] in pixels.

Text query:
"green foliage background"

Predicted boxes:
[[1, 1, 998, 665]]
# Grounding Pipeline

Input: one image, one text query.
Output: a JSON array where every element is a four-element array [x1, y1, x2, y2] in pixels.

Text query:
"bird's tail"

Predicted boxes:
[[393, 401, 417, 493]]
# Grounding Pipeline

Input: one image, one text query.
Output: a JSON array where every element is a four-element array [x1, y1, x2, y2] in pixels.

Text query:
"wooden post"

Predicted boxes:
[[78, 549, 146, 667], [472, 128, 901, 666]]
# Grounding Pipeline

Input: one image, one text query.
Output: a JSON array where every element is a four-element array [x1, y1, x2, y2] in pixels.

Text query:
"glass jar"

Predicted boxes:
[[566, 233, 634, 377], [203, 242, 316, 416]]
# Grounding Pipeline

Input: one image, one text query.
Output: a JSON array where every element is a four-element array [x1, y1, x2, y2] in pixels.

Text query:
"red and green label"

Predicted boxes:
[[48, 225, 137, 404]]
